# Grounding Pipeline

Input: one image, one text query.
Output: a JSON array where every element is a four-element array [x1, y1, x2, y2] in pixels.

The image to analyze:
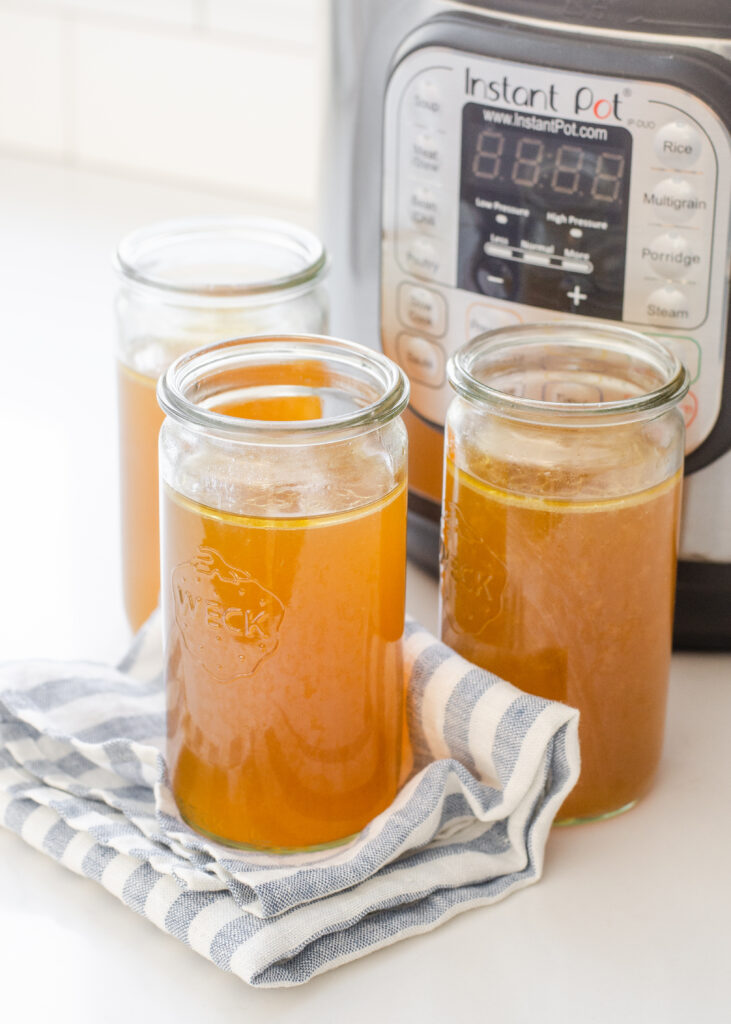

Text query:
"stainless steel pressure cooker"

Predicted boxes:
[[323, 0, 731, 648]]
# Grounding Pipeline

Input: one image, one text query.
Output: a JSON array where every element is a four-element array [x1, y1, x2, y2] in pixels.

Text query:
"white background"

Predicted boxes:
[[0, 5, 730, 1019]]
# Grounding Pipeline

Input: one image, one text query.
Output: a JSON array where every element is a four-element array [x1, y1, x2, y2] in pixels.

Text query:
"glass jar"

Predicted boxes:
[[157, 335, 409, 851], [115, 217, 328, 631], [440, 323, 689, 824]]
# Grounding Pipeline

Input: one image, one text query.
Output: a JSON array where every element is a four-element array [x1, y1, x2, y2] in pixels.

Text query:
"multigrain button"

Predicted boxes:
[[641, 232, 701, 280], [654, 121, 702, 169], [642, 178, 706, 225], [396, 333, 445, 387], [397, 282, 447, 336], [646, 285, 690, 325]]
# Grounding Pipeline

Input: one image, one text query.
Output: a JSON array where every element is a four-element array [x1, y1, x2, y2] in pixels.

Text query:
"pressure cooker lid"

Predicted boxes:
[[467, 0, 729, 38]]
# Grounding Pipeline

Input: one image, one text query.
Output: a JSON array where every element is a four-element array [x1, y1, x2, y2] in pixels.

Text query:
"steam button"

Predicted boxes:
[[654, 121, 702, 168], [646, 285, 690, 326]]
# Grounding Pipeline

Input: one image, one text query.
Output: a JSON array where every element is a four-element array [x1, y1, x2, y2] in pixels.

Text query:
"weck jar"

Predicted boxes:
[[439, 323, 689, 824], [115, 217, 328, 631], [157, 335, 409, 851]]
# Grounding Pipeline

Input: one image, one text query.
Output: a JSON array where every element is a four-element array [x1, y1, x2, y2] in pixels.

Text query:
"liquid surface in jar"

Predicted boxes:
[[162, 479, 407, 850], [117, 362, 325, 633], [441, 456, 682, 822], [117, 360, 164, 632]]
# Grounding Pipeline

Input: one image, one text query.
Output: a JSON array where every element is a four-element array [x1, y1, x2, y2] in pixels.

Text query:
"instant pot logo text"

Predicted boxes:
[[465, 68, 623, 121]]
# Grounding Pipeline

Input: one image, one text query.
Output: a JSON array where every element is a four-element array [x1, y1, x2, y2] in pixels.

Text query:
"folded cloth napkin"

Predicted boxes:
[[0, 616, 579, 987]]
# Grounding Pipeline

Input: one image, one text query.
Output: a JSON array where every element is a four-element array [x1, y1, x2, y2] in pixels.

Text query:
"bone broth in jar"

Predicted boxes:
[[115, 218, 328, 631], [440, 324, 689, 824], [157, 335, 409, 850]]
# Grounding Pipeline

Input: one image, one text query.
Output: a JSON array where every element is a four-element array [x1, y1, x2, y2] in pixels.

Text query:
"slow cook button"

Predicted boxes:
[[641, 232, 701, 280], [396, 332, 445, 387], [646, 285, 690, 325], [654, 121, 702, 168], [643, 177, 706, 225], [398, 282, 447, 336]]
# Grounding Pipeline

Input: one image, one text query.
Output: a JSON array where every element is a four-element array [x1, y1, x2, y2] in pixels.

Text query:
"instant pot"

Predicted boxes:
[[323, 0, 731, 649]]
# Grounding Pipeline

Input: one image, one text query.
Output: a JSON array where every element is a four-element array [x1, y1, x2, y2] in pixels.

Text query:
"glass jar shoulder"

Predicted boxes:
[[160, 417, 407, 522], [446, 396, 685, 506], [116, 286, 329, 380]]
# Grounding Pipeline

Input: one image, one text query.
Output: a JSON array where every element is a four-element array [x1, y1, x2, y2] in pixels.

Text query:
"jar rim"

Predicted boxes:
[[448, 322, 690, 422], [157, 335, 410, 443], [114, 216, 328, 300]]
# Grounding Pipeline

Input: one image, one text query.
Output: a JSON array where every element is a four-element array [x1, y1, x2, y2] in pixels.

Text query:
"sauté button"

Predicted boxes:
[[654, 121, 702, 168], [643, 178, 705, 225], [397, 282, 447, 336], [641, 232, 701, 281], [396, 333, 446, 387]]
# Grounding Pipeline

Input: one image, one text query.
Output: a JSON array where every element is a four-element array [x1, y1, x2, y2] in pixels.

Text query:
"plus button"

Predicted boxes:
[[567, 284, 588, 308]]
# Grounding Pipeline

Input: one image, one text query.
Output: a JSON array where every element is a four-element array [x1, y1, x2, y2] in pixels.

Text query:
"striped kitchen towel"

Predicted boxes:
[[0, 616, 579, 987]]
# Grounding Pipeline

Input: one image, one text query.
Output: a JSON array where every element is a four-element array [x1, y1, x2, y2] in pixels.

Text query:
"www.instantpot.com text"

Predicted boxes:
[[480, 106, 609, 140]]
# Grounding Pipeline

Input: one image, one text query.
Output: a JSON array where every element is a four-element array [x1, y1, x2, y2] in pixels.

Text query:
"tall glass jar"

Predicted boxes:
[[440, 323, 689, 824], [157, 335, 409, 851], [115, 217, 328, 631]]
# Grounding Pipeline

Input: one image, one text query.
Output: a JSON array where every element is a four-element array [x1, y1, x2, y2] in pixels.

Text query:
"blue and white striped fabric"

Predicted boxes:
[[0, 616, 579, 987]]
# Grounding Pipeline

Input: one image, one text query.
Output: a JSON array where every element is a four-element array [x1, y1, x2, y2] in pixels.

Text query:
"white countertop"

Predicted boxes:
[[1, 156, 730, 1022]]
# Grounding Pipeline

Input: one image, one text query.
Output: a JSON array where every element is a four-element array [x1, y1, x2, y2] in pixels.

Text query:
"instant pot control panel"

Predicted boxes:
[[381, 46, 731, 454]]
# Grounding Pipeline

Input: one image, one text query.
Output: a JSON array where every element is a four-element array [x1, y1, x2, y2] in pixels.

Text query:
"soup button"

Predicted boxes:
[[396, 332, 445, 387]]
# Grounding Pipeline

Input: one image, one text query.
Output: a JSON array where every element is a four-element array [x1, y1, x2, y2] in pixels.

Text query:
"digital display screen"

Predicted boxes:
[[458, 103, 633, 320], [465, 117, 629, 211]]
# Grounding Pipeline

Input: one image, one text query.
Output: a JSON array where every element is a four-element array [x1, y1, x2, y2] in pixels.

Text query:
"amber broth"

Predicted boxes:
[[162, 479, 407, 850], [441, 456, 682, 822]]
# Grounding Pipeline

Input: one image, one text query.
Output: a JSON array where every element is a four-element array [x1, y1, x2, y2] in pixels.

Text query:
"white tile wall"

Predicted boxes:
[[205, 0, 324, 47], [74, 21, 320, 202], [24, 0, 201, 29], [0, 0, 328, 213], [0, 8, 67, 156]]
